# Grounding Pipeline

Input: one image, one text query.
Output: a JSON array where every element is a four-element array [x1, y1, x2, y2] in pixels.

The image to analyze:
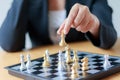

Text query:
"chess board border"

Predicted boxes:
[[5, 58, 49, 80], [5, 51, 120, 80]]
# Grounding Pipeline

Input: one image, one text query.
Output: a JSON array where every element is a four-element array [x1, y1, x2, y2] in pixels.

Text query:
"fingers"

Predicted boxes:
[[64, 4, 92, 34], [57, 19, 66, 34], [74, 5, 85, 27], [64, 3, 79, 34], [76, 18, 92, 33], [57, 3, 98, 35], [76, 9, 91, 33]]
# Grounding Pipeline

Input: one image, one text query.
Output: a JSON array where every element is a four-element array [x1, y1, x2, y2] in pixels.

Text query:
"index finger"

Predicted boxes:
[[64, 3, 79, 34], [57, 19, 66, 35]]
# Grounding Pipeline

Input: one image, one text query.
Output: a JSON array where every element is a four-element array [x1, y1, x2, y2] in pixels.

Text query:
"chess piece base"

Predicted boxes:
[[71, 73, 79, 79], [42, 61, 50, 67]]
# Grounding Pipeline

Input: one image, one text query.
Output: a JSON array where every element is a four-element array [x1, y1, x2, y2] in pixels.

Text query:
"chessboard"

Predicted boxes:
[[5, 51, 120, 80]]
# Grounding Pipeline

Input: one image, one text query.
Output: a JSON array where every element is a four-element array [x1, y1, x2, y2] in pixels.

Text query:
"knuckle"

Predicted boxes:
[[82, 5, 89, 11], [71, 3, 79, 10], [74, 3, 80, 7], [70, 13, 75, 19], [76, 26, 81, 31], [76, 28, 80, 31]]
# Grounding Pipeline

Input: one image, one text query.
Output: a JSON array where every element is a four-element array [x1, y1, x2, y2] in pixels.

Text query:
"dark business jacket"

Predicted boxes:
[[0, 0, 117, 52]]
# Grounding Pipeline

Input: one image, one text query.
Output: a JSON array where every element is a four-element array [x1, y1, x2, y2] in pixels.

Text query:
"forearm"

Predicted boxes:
[[86, 0, 117, 49], [0, 0, 28, 52], [89, 14, 100, 39]]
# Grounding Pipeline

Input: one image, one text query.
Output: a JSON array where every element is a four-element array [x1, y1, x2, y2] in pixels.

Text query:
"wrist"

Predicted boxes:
[[89, 14, 100, 39]]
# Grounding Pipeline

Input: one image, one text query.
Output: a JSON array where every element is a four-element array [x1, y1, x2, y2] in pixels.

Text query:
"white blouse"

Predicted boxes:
[[48, 10, 66, 44]]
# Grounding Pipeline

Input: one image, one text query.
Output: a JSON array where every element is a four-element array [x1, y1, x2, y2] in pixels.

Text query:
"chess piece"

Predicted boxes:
[[82, 71, 87, 77], [58, 50, 66, 70], [74, 59, 80, 69], [103, 54, 111, 70], [43, 68, 49, 76], [26, 54, 32, 70], [65, 45, 70, 58], [59, 31, 67, 46], [66, 64, 71, 72], [73, 50, 79, 62], [42, 53, 50, 67], [72, 51, 80, 69], [65, 45, 72, 63], [20, 54, 26, 71], [45, 49, 51, 63], [71, 63, 79, 79], [81, 57, 89, 71]]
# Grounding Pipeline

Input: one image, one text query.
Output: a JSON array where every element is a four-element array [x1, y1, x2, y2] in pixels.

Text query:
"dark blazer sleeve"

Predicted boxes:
[[85, 0, 117, 49], [0, 0, 28, 52]]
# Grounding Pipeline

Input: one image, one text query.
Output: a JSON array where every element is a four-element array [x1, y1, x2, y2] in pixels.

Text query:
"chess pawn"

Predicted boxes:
[[26, 54, 32, 70], [65, 45, 72, 63], [66, 55, 72, 64], [82, 71, 87, 77], [59, 31, 67, 46], [81, 57, 89, 71], [58, 61, 65, 71], [81, 61, 88, 70], [20, 54, 26, 71], [58, 50, 66, 70], [73, 50, 79, 62], [103, 54, 111, 70], [65, 45, 70, 58], [42, 53, 50, 67], [45, 49, 51, 63], [74, 59, 80, 69], [71, 63, 79, 79]]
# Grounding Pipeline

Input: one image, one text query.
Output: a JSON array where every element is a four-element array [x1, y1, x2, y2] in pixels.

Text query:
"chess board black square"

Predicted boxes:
[[5, 51, 120, 80]]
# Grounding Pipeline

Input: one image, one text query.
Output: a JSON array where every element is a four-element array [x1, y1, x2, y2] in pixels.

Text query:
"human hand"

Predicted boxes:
[[57, 3, 100, 38]]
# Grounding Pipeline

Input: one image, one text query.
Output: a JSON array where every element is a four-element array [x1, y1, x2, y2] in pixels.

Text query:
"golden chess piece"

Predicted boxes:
[[71, 63, 79, 79], [59, 31, 67, 46], [42, 53, 50, 67], [82, 71, 87, 78], [74, 59, 80, 69], [73, 50, 79, 62], [66, 54, 72, 64], [65, 45, 72, 63], [81, 57, 89, 71]]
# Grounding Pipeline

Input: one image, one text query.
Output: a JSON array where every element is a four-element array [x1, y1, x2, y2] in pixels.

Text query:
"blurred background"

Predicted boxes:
[[0, 0, 120, 51]]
